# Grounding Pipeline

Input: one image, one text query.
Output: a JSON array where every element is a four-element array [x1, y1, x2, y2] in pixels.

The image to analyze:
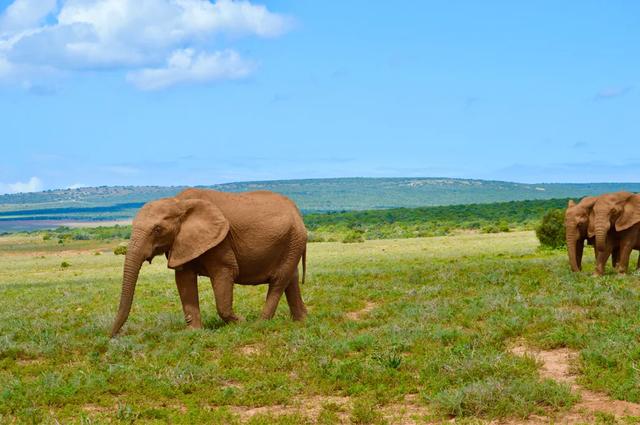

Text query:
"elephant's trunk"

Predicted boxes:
[[566, 228, 581, 272], [595, 220, 610, 253], [593, 219, 610, 276], [110, 229, 146, 337]]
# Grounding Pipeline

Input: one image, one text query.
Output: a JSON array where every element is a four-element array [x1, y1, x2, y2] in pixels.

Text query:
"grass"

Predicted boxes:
[[0, 231, 639, 423]]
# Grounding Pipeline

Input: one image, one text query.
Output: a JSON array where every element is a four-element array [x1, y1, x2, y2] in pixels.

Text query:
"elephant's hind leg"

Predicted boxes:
[[175, 269, 202, 329], [261, 276, 290, 320], [285, 270, 307, 321]]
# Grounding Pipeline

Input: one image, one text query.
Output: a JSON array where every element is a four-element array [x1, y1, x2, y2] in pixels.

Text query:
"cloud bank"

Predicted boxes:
[[0, 0, 291, 89], [0, 176, 43, 194]]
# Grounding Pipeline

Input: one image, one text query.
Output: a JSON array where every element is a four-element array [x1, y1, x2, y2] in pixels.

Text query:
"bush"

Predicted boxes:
[[342, 230, 365, 243], [113, 245, 128, 255], [60, 261, 71, 269], [536, 209, 566, 249], [72, 232, 91, 240], [481, 224, 501, 234], [307, 231, 326, 243]]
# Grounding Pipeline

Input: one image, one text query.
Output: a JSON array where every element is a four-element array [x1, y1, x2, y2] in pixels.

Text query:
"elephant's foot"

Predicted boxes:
[[220, 313, 243, 323], [290, 305, 308, 321], [184, 313, 202, 329], [291, 311, 307, 321]]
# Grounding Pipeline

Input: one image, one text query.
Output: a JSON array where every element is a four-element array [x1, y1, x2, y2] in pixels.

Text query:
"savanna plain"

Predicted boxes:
[[1, 231, 640, 424]]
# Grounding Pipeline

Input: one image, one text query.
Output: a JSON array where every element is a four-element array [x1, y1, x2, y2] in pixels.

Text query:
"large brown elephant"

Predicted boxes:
[[590, 192, 640, 275], [110, 188, 308, 337], [565, 197, 598, 272]]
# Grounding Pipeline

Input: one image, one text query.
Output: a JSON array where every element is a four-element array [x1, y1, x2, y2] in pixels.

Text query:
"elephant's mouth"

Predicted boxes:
[[147, 246, 170, 264]]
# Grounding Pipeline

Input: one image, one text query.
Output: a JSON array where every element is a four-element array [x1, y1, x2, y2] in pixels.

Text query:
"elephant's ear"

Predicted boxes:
[[580, 196, 597, 208], [567, 200, 576, 208], [615, 195, 640, 232], [587, 208, 596, 238], [168, 199, 229, 269]]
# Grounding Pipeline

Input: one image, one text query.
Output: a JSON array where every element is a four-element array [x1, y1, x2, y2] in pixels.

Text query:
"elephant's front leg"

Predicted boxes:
[[175, 269, 202, 329], [211, 269, 241, 323], [615, 240, 634, 274]]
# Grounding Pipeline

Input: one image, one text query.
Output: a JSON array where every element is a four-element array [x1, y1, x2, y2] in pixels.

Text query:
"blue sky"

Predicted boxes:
[[0, 0, 638, 193]]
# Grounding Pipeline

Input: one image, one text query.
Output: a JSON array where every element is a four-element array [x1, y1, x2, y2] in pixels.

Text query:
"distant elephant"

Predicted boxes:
[[110, 188, 308, 337], [590, 192, 640, 275], [565, 197, 598, 272]]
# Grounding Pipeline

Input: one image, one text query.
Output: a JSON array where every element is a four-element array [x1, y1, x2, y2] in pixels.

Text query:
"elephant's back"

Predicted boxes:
[[177, 188, 304, 234]]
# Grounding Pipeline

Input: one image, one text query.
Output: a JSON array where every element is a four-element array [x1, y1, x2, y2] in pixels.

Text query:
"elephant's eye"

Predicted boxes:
[[153, 225, 163, 234]]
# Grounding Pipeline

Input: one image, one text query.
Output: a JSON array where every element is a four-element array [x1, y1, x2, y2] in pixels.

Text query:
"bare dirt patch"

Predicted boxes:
[[228, 396, 350, 422], [238, 343, 263, 356], [382, 394, 432, 424], [227, 394, 432, 424], [345, 301, 377, 321], [510, 344, 640, 423]]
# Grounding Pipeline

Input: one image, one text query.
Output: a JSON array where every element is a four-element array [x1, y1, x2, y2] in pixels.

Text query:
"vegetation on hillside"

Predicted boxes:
[[14, 198, 571, 245], [305, 198, 571, 242], [2, 178, 639, 217]]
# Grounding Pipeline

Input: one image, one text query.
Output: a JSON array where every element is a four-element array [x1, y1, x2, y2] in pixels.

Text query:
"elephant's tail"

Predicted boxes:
[[301, 247, 306, 285]]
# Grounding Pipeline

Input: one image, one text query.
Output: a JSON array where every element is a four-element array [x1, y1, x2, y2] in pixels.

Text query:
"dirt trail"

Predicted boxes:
[[510, 344, 640, 423], [345, 301, 377, 321], [228, 394, 430, 424]]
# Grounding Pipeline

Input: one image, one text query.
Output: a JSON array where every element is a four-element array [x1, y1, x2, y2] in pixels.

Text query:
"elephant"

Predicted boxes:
[[590, 192, 640, 275], [110, 188, 308, 337], [565, 197, 598, 272]]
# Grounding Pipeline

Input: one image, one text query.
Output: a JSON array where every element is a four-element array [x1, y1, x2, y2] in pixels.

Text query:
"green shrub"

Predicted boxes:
[[307, 231, 326, 243], [342, 230, 365, 244], [60, 261, 71, 269], [72, 232, 91, 240], [535, 209, 566, 249], [481, 224, 500, 234], [113, 245, 128, 256]]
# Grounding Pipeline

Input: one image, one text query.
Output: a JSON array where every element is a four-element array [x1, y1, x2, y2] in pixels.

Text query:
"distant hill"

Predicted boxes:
[[1, 177, 639, 232]]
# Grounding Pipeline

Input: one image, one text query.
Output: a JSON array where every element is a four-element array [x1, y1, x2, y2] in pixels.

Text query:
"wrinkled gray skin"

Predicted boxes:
[[110, 188, 308, 337], [591, 192, 640, 275], [565, 197, 598, 272]]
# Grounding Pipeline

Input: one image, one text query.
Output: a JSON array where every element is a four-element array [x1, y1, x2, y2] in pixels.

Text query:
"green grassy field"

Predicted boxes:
[[1, 232, 640, 424]]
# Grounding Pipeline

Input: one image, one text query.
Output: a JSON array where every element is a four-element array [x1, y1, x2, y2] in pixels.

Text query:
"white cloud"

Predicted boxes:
[[0, 176, 43, 194], [0, 0, 291, 88], [0, 0, 57, 34], [127, 48, 252, 90]]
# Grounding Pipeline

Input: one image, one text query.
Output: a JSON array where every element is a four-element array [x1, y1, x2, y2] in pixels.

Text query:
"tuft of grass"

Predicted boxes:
[[350, 398, 386, 425]]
